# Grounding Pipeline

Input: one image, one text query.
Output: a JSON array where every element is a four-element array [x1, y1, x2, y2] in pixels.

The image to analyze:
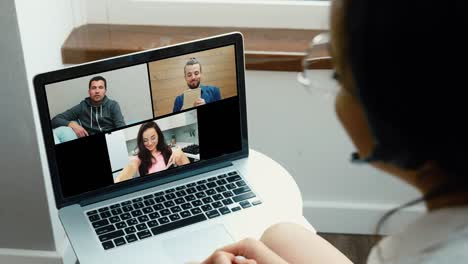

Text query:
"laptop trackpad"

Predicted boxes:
[[163, 224, 234, 264]]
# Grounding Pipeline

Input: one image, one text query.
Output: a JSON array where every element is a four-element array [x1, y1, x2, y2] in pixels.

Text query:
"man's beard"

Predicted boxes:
[[188, 80, 200, 89]]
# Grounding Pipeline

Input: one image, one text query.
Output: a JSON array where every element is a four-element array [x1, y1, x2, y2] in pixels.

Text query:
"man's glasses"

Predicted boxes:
[[297, 32, 339, 96]]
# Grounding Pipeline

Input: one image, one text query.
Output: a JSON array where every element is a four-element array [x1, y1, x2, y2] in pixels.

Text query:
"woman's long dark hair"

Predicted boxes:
[[344, 0, 468, 232], [136, 121, 172, 176]]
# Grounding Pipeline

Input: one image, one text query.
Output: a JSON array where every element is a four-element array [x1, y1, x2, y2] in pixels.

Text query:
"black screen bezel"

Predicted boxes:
[[33, 32, 248, 209]]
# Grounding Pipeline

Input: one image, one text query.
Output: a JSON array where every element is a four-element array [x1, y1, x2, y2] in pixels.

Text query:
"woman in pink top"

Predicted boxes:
[[115, 121, 190, 183]]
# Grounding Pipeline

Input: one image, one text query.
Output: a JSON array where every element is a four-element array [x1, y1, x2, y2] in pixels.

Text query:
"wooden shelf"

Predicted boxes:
[[62, 24, 331, 72]]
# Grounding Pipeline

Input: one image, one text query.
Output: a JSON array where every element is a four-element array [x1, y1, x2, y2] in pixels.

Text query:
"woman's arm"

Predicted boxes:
[[114, 158, 140, 183], [166, 148, 190, 169]]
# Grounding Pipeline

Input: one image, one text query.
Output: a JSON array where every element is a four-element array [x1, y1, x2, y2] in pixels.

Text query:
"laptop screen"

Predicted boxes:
[[35, 33, 248, 207]]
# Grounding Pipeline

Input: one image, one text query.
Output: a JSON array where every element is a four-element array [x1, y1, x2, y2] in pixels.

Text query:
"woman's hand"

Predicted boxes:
[[166, 148, 190, 169], [199, 238, 288, 264]]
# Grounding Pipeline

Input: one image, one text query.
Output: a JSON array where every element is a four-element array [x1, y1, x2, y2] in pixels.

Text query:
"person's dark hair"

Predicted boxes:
[[184, 57, 202, 75], [88, 76, 107, 90], [136, 121, 172, 176], [344, 1, 468, 230]]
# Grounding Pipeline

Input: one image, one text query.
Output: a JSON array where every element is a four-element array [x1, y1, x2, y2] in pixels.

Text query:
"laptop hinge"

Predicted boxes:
[[79, 160, 234, 207]]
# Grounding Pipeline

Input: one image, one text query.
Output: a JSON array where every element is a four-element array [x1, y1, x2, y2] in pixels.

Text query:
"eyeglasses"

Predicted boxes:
[[297, 32, 339, 96]]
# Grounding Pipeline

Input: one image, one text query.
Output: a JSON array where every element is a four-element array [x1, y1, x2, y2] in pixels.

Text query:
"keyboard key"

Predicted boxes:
[[212, 202, 223, 208], [180, 211, 191, 218], [219, 207, 231, 215], [87, 210, 98, 216], [217, 174, 227, 179], [216, 186, 227, 193], [88, 214, 100, 222], [137, 230, 152, 240], [236, 180, 247, 187], [154, 196, 165, 203], [158, 217, 170, 225], [240, 201, 251, 209], [149, 212, 160, 219], [185, 194, 196, 201], [143, 194, 154, 199], [126, 219, 138, 226], [116, 222, 127, 229], [98, 207, 109, 212], [202, 197, 213, 204], [206, 210, 220, 219], [99, 230, 124, 242], [201, 205, 213, 212], [196, 192, 206, 199], [133, 202, 144, 209], [187, 187, 197, 194], [216, 179, 227, 186], [165, 193, 176, 200], [170, 206, 182, 213], [111, 208, 123, 215], [151, 214, 207, 236], [96, 225, 116, 235], [206, 189, 216, 196], [92, 219, 109, 228], [100, 211, 112, 219], [197, 179, 207, 185], [148, 220, 159, 228], [110, 204, 121, 209], [121, 201, 132, 206], [186, 183, 197, 188], [132, 197, 143, 203], [190, 208, 202, 215], [125, 234, 138, 243], [222, 198, 233, 206], [120, 213, 132, 220], [138, 215, 149, 223], [169, 214, 181, 221], [131, 210, 143, 217], [196, 185, 207, 192], [165, 188, 175, 193], [175, 198, 185, 205], [206, 182, 217, 188], [213, 194, 224, 201], [223, 191, 234, 198], [102, 240, 114, 250], [160, 209, 171, 216], [153, 204, 164, 211], [122, 205, 133, 212], [114, 237, 126, 246], [154, 191, 164, 197], [227, 175, 242, 182], [181, 203, 192, 210], [124, 226, 136, 234], [142, 207, 154, 214], [252, 200, 262, 206], [136, 223, 148, 231], [192, 200, 202, 207], [207, 177, 217, 182], [144, 199, 155, 206], [109, 216, 120, 223], [176, 186, 186, 190], [228, 171, 238, 176], [226, 183, 237, 190], [233, 186, 251, 195], [164, 201, 175, 208], [233, 192, 256, 202], [176, 190, 187, 197], [231, 206, 241, 212]]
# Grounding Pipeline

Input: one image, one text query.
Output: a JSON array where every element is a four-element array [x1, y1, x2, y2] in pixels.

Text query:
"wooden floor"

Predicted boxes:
[[318, 233, 383, 264]]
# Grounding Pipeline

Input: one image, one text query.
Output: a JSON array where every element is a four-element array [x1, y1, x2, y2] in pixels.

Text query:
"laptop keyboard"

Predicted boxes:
[[85, 171, 262, 250]]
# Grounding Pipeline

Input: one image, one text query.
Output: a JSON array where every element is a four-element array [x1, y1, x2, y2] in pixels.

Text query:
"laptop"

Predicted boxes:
[[33, 32, 267, 263]]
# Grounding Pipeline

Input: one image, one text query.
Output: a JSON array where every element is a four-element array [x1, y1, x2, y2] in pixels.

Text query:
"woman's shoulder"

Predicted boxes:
[[367, 206, 468, 264]]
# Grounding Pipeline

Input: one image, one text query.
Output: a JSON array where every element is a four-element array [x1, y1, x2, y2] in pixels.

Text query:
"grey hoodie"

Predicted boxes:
[[51, 96, 125, 135]]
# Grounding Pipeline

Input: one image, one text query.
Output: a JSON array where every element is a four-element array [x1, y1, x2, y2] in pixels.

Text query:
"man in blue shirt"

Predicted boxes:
[[172, 58, 222, 112]]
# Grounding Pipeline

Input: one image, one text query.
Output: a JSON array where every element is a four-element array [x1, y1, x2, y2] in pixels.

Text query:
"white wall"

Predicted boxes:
[[2, 0, 84, 263]]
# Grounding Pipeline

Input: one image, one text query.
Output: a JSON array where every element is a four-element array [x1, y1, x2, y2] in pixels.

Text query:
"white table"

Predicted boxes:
[[222, 148, 316, 240]]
